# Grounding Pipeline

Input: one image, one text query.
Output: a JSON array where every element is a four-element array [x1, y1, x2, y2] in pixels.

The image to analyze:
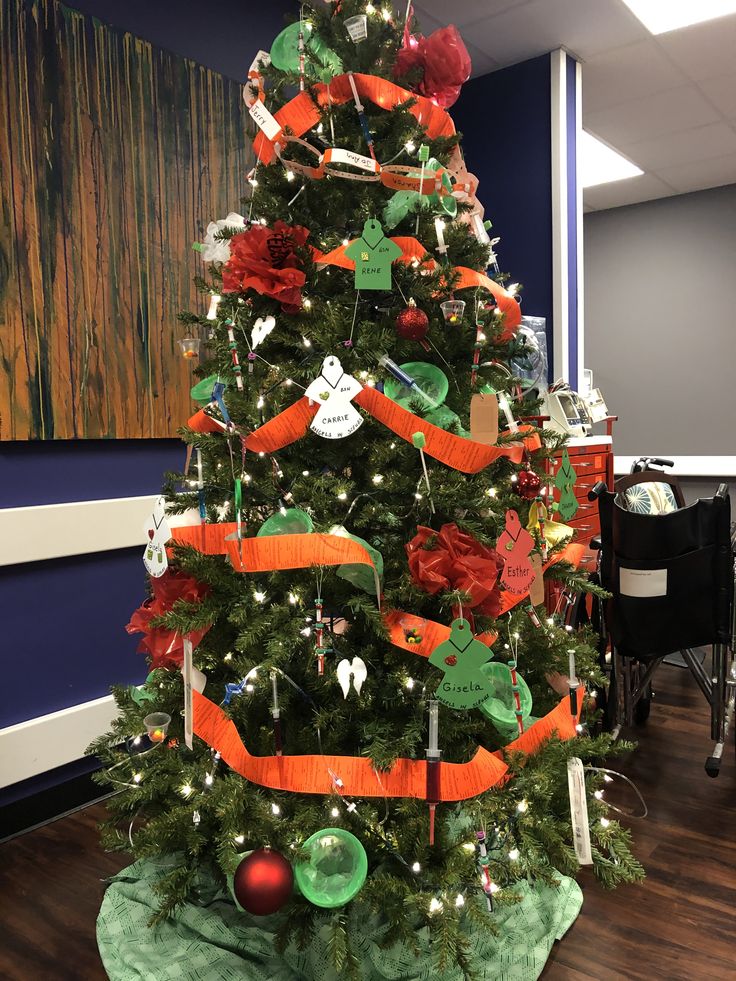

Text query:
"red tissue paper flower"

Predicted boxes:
[[126, 570, 211, 670], [406, 523, 503, 616], [222, 220, 309, 313], [394, 17, 471, 109]]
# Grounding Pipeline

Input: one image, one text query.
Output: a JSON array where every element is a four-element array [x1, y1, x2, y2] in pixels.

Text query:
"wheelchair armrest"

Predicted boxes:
[[589, 536, 602, 552], [588, 481, 608, 502]]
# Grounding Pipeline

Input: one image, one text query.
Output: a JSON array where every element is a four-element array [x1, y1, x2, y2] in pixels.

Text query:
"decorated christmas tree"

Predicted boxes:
[[91, 4, 643, 978]]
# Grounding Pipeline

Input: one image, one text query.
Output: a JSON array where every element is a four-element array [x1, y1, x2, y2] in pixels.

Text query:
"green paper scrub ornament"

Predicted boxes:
[[294, 828, 368, 908], [344, 219, 403, 291], [428, 618, 495, 710], [257, 508, 314, 537], [554, 448, 578, 521]]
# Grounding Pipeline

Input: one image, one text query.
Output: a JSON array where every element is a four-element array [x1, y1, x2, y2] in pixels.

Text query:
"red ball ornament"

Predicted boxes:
[[395, 298, 429, 342], [515, 469, 542, 500], [233, 847, 293, 916]]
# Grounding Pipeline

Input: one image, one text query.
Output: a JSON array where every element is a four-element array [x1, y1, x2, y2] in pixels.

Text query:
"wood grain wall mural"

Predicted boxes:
[[0, 0, 253, 439]]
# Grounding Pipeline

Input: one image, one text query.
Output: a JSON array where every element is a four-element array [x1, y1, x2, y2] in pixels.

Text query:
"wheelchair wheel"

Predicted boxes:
[[634, 684, 653, 723]]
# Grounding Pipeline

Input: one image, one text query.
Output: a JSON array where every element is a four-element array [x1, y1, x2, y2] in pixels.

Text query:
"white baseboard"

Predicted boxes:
[[0, 694, 119, 788]]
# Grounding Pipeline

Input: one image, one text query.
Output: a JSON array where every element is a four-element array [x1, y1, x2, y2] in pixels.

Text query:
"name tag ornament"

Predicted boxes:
[[428, 618, 495, 710], [304, 355, 364, 439]]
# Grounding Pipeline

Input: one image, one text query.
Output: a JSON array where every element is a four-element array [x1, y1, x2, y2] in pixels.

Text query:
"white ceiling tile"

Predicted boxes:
[[583, 173, 677, 211], [654, 154, 736, 193], [698, 74, 736, 120], [582, 40, 687, 113], [620, 123, 736, 170], [656, 17, 736, 81], [584, 85, 720, 146], [454, 0, 648, 67], [413, 0, 529, 29]]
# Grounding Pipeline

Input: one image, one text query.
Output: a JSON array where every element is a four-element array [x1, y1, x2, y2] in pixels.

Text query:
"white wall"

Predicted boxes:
[[585, 184, 736, 479]]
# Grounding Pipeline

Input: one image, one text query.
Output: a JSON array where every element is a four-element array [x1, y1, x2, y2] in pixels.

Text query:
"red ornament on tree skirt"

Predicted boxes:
[[514, 469, 542, 500], [395, 298, 429, 342], [233, 848, 294, 916]]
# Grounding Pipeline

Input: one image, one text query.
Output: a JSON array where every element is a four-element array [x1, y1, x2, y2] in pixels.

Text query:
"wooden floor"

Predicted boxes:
[[1, 663, 734, 981]]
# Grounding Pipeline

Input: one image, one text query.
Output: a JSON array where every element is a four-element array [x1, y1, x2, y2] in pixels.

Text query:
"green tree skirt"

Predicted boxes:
[[97, 857, 582, 981]]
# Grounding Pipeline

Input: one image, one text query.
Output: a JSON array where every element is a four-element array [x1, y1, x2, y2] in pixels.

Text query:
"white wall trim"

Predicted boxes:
[[615, 456, 736, 478], [0, 694, 119, 788], [0, 494, 158, 566], [551, 49, 569, 382]]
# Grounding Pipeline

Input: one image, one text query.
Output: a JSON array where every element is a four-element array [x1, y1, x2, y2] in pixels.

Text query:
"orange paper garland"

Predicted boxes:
[[192, 688, 579, 800]]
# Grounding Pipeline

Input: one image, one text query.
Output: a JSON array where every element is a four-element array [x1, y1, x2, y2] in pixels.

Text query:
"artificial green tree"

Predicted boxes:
[[90, 4, 642, 978]]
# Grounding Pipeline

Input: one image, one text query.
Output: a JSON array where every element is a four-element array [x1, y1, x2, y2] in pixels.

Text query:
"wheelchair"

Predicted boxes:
[[575, 459, 736, 776]]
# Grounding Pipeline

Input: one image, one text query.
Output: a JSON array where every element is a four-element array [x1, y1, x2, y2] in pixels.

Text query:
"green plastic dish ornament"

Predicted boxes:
[[294, 828, 368, 908], [384, 361, 449, 410], [190, 375, 225, 407], [478, 661, 533, 739], [382, 157, 457, 230], [329, 525, 384, 595], [257, 508, 314, 537], [270, 22, 342, 76]]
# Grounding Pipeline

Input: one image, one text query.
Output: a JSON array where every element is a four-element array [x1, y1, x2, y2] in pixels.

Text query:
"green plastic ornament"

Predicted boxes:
[[270, 22, 342, 76], [383, 362, 449, 411], [257, 508, 314, 537], [382, 157, 456, 230], [329, 526, 383, 595], [130, 670, 165, 706], [428, 618, 495, 710], [190, 375, 226, 407], [424, 404, 468, 435], [294, 828, 368, 908], [478, 661, 533, 737], [554, 448, 578, 521]]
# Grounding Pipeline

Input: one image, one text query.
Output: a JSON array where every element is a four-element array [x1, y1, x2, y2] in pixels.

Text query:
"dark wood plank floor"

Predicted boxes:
[[1, 663, 734, 981]]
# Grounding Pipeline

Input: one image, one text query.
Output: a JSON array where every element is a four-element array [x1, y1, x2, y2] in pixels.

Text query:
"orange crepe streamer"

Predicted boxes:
[[253, 73, 455, 165], [187, 408, 228, 434], [192, 689, 579, 800], [243, 397, 318, 453], [354, 386, 540, 472], [171, 529, 381, 596], [193, 688, 508, 799]]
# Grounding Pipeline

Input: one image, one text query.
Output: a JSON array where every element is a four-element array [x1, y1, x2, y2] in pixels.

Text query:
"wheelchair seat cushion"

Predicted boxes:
[[616, 481, 678, 515]]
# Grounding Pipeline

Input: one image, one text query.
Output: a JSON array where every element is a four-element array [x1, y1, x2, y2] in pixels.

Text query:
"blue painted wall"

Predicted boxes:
[[454, 55, 554, 369]]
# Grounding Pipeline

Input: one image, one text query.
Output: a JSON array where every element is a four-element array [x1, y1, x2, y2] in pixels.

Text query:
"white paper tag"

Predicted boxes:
[[304, 355, 364, 440], [567, 757, 593, 865], [327, 147, 379, 173], [249, 100, 282, 141], [619, 566, 667, 598], [182, 636, 194, 750]]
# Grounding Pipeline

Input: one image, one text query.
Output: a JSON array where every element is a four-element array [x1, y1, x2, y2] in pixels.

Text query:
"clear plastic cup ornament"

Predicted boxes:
[[440, 300, 466, 325], [144, 712, 171, 743], [345, 14, 368, 42], [178, 337, 201, 360]]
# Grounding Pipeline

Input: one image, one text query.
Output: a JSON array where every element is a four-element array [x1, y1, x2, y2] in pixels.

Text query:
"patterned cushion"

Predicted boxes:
[[616, 481, 679, 515]]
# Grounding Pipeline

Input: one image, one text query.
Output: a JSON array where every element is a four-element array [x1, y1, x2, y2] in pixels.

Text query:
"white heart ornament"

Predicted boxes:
[[336, 657, 368, 698], [251, 316, 276, 349]]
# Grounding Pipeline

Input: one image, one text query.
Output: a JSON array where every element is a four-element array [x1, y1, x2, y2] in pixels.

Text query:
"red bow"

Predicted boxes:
[[127, 570, 211, 669], [394, 12, 471, 109]]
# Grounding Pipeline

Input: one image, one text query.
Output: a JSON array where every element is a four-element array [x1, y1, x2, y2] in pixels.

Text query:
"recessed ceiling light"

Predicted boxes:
[[580, 131, 643, 189], [620, 0, 736, 35]]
